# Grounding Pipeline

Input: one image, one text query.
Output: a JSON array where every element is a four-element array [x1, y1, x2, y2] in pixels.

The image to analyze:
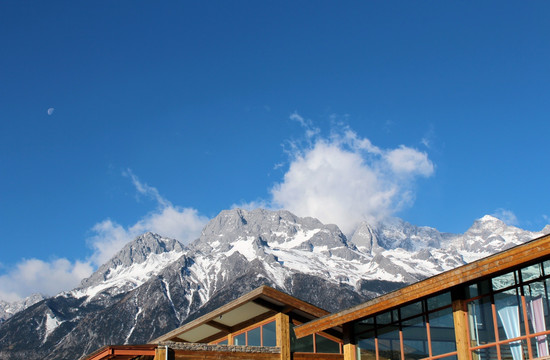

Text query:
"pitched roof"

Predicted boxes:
[[151, 285, 337, 344]]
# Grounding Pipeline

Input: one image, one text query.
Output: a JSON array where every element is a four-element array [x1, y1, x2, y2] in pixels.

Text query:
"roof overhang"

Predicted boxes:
[[151, 285, 337, 343], [80, 345, 157, 360], [294, 232, 550, 338]]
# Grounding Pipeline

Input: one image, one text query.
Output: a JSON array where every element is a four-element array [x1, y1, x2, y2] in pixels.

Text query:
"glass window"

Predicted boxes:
[[355, 317, 375, 335], [493, 271, 517, 291], [356, 330, 376, 360], [529, 333, 550, 359], [495, 288, 525, 342], [262, 321, 277, 347], [234, 332, 246, 346], [217, 338, 228, 345], [468, 296, 496, 346], [401, 301, 423, 319], [247, 326, 261, 346], [316, 334, 341, 353], [402, 315, 429, 359], [294, 334, 314, 352], [472, 345, 498, 360], [290, 324, 313, 352], [429, 307, 457, 356], [428, 292, 451, 311], [521, 264, 542, 282], [376, 311, 394, 326], [377, 324, 401, 360], [543, 260, 550, 276], [499, 338, 526, 360]]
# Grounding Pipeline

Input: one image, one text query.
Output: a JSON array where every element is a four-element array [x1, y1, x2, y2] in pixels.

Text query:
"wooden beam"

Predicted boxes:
[[197, 331, 228, 344], [206, 320, 232, 333], [253, 298, 285, 312], [82, 345, 158, 360], [229, 310, 278, 333], [295, 233, 550, 338]]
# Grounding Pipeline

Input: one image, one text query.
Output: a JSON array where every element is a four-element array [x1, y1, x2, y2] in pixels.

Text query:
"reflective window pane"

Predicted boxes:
[[377, 311, 396, 326], [262, 321, 277, 347], [378, 325, 401, 360], [247, 327, 261, 346], [493, 271, 517, 291], [401, 301, 423, 319], [290, 324, 314, 353], [529, 333, 550, 358], [234, 332, 246, 346], [356, 330, 376, 360], [355, 317, 375, 336], [523, 279, 550, 339], [472, 345, 498, 360], [521, 263, 542, 282], [468, 297, 496, 346], [499, 339, 527, 360], [543, 260, 550, 277], [428, 292, 451, 311], [495, 288, 525, 341], [316, 334, 340, 353], [429, 307, 457, 356], [402, 315, 429, 359]]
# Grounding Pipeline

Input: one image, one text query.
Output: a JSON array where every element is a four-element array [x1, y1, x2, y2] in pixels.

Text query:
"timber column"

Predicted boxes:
[[276, 312, 291, 360], [343, 323, 357, 360], [452, 299, 469, 360]]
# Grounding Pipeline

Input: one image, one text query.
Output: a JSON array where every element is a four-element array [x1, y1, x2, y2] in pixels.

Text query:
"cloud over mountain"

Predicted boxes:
[[270, 114, 434, 234]]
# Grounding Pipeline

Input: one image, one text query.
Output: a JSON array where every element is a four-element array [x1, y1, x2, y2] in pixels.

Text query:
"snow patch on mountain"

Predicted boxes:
[[72, 250, 184, 302], [43, 312, 62, 343]]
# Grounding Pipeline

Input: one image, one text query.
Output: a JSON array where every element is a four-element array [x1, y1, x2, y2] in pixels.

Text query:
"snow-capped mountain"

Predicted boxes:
[[0, 293, 45, 323], [0, 209, 548, 360], [73, 232, 186, 302]]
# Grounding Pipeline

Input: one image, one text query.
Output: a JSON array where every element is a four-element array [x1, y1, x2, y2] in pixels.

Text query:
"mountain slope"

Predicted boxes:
[[0, 209, 548, 360]]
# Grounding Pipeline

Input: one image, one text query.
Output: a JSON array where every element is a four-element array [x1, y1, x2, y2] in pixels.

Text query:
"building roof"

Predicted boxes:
[[80, 344, 157, 360], [151, 285, 338, 344], [294, 232, 550, 338]]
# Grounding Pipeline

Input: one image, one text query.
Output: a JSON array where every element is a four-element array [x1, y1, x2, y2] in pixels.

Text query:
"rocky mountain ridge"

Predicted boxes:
[[0, 209, 548, 360]]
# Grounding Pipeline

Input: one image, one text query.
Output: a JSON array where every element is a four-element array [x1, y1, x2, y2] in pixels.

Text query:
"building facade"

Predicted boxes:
[[295, 233, 550, 360]]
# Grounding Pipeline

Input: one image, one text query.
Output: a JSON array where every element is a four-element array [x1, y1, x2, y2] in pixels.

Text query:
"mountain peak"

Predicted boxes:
[[78, 232, 185, 290]]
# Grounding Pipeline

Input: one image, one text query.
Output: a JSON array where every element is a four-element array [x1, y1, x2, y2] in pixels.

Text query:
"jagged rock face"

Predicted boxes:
[[80, 232, 186, 289], [0, 209, 548, 360], [0, 293, 45, 322]]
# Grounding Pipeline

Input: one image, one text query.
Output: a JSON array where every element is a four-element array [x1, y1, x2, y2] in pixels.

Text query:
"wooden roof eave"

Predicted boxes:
[[294, 232, 550, 339], [150, 285, 330, 343], [80, 345, 157, 360]]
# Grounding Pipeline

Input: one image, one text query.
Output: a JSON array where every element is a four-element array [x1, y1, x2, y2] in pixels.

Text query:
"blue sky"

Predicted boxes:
[[1, 1, 549, 301]]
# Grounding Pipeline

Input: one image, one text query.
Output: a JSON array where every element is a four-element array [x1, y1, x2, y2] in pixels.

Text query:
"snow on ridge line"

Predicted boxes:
[[72, 250, 183, 301]]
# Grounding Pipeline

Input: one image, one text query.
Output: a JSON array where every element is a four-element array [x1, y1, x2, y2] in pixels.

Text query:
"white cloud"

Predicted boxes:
[[0, 258, 93, 302], [269, 114, 435, 235], [385, 145, 434, 176], [87, 171, 208, 266], [492, 208, 519, 227]]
